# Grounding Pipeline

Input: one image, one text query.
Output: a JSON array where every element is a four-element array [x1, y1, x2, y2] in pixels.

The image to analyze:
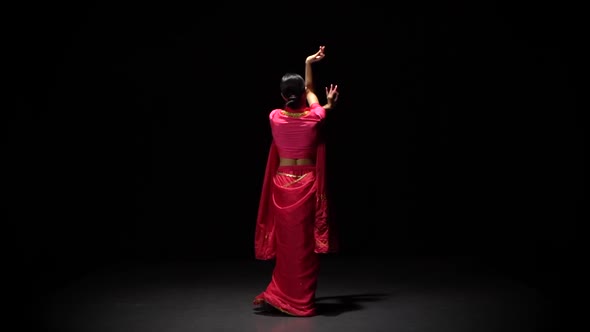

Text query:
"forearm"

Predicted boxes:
[[305, 61, 314, 92]]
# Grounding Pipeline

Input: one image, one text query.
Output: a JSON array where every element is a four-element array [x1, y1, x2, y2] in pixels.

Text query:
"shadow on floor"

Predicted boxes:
[[316, 293, 390, 316]]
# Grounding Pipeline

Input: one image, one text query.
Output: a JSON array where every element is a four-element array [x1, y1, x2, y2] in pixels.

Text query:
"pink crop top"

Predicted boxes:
[[269, 102, 327, 159]]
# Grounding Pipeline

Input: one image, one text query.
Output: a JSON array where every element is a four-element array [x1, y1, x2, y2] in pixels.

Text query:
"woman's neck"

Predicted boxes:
[[285, 105, 306, 113]]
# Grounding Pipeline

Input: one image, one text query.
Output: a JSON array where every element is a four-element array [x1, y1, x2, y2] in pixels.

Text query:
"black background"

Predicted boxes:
[[7, 0, 583, 309]]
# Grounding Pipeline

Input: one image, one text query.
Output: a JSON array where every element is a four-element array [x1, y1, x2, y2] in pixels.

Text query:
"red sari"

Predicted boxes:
[[253, 140, 338, 316]]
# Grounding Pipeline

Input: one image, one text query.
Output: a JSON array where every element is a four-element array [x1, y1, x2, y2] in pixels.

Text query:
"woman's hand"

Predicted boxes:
[[305, 46, 326, 64], [325, 84, 339, 106]]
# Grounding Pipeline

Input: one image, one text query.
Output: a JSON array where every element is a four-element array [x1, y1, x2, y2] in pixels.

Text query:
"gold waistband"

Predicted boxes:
[[276, 171, 310, 187], [276, 172, 304, 178]]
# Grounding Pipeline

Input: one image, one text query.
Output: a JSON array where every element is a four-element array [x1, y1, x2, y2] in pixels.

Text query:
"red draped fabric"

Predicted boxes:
[[253, 139, 338, 316]]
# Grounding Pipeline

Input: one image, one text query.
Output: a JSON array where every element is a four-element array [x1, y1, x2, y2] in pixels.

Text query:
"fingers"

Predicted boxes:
[[316, 45, 326, 57], [325, 84, 338, 93]]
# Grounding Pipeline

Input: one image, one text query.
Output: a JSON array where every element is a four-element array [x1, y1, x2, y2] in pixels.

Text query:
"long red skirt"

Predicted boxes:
[[253, 165, 319, 317]]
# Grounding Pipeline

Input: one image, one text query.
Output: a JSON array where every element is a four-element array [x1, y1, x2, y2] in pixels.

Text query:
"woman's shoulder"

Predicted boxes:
[[269, 108, 283, 119], [308, 103, 326, 119]]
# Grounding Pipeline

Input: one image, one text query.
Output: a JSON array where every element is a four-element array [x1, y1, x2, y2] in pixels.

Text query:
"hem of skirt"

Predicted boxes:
[[253, 294, 316, 317]]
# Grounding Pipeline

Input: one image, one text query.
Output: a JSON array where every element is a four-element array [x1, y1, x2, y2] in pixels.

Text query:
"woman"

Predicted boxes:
[[253, 45, 340, 317]]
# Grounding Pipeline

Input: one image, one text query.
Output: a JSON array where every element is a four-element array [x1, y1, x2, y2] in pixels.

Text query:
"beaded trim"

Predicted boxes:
[[281, 110, 309, 118]]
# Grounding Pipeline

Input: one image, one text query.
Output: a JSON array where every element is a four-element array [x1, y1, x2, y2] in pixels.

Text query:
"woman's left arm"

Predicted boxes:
[[304, 46, 325, 106]]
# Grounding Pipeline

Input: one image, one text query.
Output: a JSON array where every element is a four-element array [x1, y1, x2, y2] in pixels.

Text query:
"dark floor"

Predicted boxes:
[[16, 254, 567, 332]]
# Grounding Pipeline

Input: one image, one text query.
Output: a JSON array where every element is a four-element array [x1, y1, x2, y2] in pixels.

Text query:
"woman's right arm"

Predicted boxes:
[[323, 84, 339, 110]]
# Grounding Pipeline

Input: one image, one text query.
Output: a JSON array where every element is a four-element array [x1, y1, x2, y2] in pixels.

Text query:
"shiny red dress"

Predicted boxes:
[[253, 106, 338, 316]]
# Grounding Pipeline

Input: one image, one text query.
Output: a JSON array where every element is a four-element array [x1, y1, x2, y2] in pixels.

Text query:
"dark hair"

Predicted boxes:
[[280, 73, 305, 109]]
